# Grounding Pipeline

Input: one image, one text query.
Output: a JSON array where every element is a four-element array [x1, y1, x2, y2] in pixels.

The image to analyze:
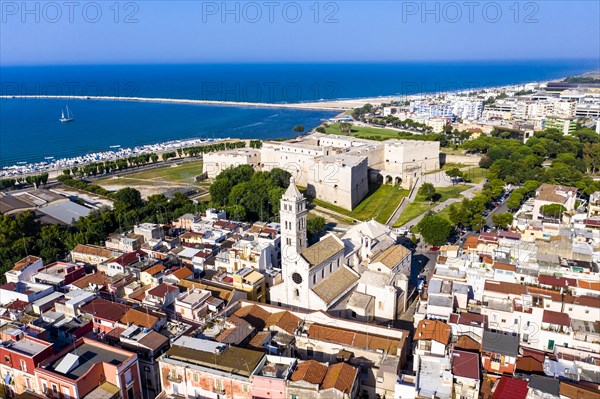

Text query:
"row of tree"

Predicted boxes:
[[0, 173, 49, 191]]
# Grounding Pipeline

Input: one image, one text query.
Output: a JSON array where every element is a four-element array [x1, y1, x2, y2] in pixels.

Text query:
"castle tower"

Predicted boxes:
[[280, 177, 307, 258]]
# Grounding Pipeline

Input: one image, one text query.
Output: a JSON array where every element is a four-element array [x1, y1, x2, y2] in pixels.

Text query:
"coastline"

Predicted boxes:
[[0, 78, 546, 179]]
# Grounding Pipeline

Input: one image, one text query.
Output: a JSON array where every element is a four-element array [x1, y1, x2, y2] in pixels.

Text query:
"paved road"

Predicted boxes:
[[397, 182, 485, 229]]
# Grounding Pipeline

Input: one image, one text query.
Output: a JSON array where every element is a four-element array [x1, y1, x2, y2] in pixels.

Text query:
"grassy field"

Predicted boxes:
[[462, 167, 487, 184], [393, 184, 470, 227], [323, 124, 401, 140], [312, 184, 409, 224], [96, 160, 206, 197]]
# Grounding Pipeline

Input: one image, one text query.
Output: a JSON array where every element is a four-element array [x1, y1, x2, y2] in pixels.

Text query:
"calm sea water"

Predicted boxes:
[[0, 60, 597, 167]]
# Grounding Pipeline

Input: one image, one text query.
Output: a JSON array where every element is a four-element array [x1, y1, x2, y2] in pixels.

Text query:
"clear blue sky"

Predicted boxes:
[[1, 1, 598, 65]]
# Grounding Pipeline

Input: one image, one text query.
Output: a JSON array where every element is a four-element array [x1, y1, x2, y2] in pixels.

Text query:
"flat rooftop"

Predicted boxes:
[[9, 338, 51, 356], [46, 342, 129, 379]]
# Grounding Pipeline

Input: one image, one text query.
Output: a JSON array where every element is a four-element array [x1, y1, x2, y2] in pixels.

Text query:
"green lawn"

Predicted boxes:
[[97, 160, 204, 186], [323, 124, 400, 140], [393, 184, 470, 227], [462, 167, 487, 184], [312, 184, 409, 224]]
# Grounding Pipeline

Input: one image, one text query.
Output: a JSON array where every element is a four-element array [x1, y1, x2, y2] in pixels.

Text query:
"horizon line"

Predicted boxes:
[[1, 57, 599, 68]]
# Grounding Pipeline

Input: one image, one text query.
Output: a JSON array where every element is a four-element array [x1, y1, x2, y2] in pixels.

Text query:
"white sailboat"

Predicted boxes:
[[59, 106, 74, 123]]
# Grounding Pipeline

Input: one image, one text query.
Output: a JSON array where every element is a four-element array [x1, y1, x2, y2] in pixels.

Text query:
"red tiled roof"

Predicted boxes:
[[171, 267, 193, 280], [290, 360, 327, 385], [147, 283, 179, 298], [321, 362, 357, 393], [498, 231, 521, 240], [265, 311, 301, 334], [484, 280, 527, 296], [81, 298, 131, 322], [142, 264, 165, 276], [452, 312, 487, 328], [112, 249, 148, 266], [542, 310, 571, 327], [564, 295, 600, 308], [414, 320, 451, 344], [493, 377, 529, 399], [493, 262, 516, 272], [538, 274, 576, 289], [70, 272, 109, 289], [5, 300, 29, 311], [577, 279, 600, 292], [451, 350, 480, 380]]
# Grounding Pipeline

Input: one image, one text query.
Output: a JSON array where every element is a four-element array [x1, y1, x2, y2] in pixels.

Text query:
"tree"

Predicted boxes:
[[293, 125, 305, 133], [417, 215, 452, 246], [540, 204, 567, 218], [446, 168, 463, 185], [112, 187, 144, 213], [307, 216, 326, 237], [315, 126, 326, 133], [506, 192, 524, 211], [339, 122, 352, 134], [418, 183, 437, 204], [492, 212, 514, 229], [150, 153, 159, 164]]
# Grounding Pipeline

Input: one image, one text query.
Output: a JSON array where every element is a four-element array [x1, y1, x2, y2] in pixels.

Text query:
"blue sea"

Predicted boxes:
[[0, 60, 597, 167]]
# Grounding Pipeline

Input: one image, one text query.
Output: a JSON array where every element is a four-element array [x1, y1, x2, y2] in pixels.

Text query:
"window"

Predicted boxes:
[[215, 379, 223, 391], [52, 384, 58, 394], [193, 373, 199, 382], [20, 359, 27, 371], [62, 387, 71, 399], [307, 347, 314, 357]]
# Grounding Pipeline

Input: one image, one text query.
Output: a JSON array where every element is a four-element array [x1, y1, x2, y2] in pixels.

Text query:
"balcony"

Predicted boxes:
[[167, 374, 182, 383]]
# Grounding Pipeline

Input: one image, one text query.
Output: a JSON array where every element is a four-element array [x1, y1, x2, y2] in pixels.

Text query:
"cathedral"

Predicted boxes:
[[269, 177, 412, 322]]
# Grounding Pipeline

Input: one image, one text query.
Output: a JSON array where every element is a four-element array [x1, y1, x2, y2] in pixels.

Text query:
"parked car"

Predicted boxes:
[[429, 246, 440, 251]]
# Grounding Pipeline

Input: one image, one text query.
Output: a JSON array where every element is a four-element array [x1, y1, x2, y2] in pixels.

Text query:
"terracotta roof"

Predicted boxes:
[[559, 381, 600, 399], [13, 256, 41, 271], [321, 362, 357, 393], [72, 244, 113, 258], [147, 283, 179, 298], [120, 308, 159, 329], [112, 249, 148, 266], [565, 295, 600, 308], [451, 350, 480, 380], [452, 312, 487, 328], [371, 245, 411, 269], [142, 264, 165, 276], [234, 304, 272, 330], [484, 280, 527, 296], [5, 300, 29, 311], [492, 377, 529, 399], [312, 267, 359, 304], [498, 231, 521, 240], [171, 267, 193, 280], [515, 355, 544, 374], [265, 311, 301, 334], [301, 235, 344, 267], [81, 298, 131, 322], [71, 273, 109, 289], [577, 279, 600, 291], [177, 280, 234, 302], [454, 335, 481, 351], [535, 183, 577, 204], [290, 360, 327, 385], [538, 274, 576, 289], [138, 330, 169, 350], [542, 310, 571, 327], [308, 323, 402, 355], [414, 320, 451, 345], [247, 331, 271, 351], [463, 236, 479, 249], [493, 262, 516, 272]]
